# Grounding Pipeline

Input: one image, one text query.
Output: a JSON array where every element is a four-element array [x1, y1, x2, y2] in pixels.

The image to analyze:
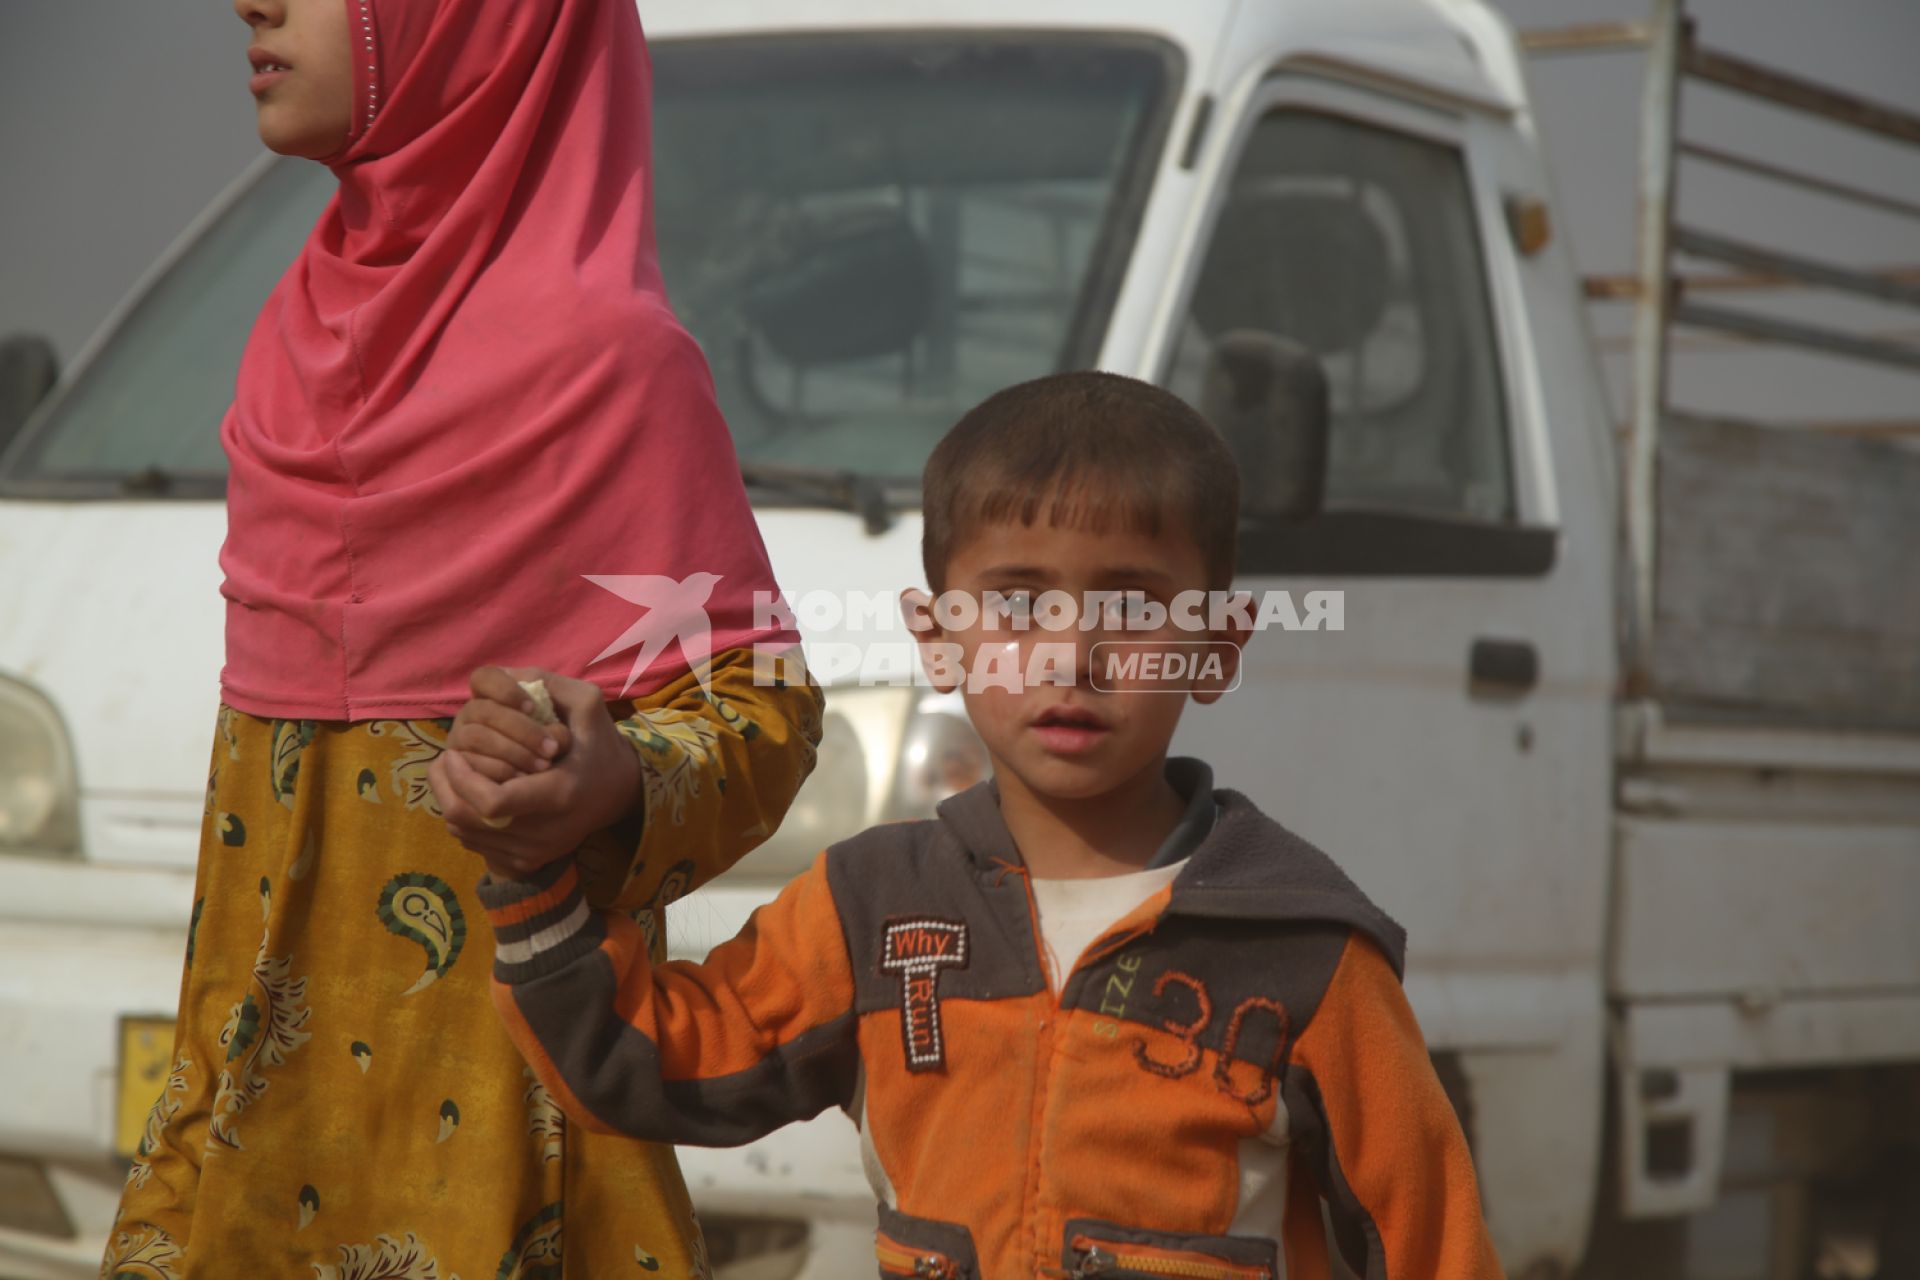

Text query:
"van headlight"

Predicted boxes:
[[0, 676, 81, 857], [744, 686, 989, 878], [887, 692, 992, 821]]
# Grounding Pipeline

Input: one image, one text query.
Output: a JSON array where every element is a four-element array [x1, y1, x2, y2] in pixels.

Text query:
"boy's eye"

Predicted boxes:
[[981, 589, 1035, 630]]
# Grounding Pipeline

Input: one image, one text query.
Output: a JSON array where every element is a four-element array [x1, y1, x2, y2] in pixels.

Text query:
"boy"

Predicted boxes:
[[436, 372, 1503, 1279]]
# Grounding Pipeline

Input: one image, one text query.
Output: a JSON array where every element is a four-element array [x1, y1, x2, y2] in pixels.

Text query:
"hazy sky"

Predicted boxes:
[[3, 0, 1917, 427]]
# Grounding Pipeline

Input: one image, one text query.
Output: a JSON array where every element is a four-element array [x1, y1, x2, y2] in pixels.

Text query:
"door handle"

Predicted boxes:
[[1469, 637, 1538, 695]]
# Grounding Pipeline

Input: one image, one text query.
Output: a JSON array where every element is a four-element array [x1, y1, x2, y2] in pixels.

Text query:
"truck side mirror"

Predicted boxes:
[[0, 333, 60, 459], [1198, 330, 1329, 522]]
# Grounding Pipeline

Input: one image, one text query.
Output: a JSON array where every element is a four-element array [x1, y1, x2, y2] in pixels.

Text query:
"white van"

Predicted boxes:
[[3, 2, 1916, 1277]]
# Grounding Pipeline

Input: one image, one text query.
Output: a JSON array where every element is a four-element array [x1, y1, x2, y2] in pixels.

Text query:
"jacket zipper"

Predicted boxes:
[[1069, 1235, 1273, 1280], [875, 1233, 959, 1279], [1014, 866, 1169, 1267]]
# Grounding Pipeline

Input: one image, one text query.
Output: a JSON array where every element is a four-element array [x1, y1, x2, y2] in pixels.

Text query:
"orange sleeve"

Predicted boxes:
[[1287, 934, 1505, 1280], [480, 851, 858, 1147]]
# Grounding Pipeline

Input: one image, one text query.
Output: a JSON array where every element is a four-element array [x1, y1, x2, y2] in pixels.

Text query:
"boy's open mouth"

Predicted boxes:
[[1032, 706, 1105, 730], [1029, 704, 1110, 755]]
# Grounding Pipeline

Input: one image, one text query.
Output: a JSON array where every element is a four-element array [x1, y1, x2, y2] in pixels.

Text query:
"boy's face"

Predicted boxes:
[[904, 516, 1246, 806], [236, 0, 355, 160]]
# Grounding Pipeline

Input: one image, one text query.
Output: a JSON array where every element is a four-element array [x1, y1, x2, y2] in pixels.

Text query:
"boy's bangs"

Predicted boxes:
[[966, 469, 1173, 542]]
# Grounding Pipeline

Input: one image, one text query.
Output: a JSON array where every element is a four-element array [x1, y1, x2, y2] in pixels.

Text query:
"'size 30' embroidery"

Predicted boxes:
[[1134, 971, 1292, 1106], [880, 918, 969, 1072]]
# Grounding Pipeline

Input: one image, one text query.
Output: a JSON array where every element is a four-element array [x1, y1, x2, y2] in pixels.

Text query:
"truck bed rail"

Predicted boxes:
[[1523, 2, 1920, 731]]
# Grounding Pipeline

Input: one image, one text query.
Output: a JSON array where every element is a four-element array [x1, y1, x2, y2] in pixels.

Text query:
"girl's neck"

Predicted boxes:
[[997, 756, 1186, 880]]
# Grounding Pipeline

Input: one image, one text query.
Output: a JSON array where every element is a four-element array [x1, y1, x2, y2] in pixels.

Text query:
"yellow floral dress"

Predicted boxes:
[[104, 648, 823, 1279]]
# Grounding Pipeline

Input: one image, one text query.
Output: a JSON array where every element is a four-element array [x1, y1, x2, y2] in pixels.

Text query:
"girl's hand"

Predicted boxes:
[[445, 666, 575, 784], [427, 671, 641, 879]]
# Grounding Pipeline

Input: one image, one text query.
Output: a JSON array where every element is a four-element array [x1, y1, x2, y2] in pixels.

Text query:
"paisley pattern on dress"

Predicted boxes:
[[687, 1207, 713, 1280], [523, 1068, 565, 1165], [290, 823, 320, 880], [377, 873, 467, 995], [205, 707, 241, 820], [367, 719, 454, 816], [108, 650, 823, 1277], [271, 719, 317, 811], [697, 687, 760, 744], [207, 936, 312, 1153], [217, 706, 241, 761], [312, 1232, 454, 1280], [125, 1056, 192, 1193], [631, 859, 697, 955], [494, 1201, 563, 1280], [185, 898, 204, 971], [616, 708, 723, 827], [98, 1222, 181, 1279]]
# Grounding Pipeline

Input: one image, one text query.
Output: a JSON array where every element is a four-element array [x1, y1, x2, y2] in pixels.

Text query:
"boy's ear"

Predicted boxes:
[[1191, 590, 1254, 706], [899, 588, 960, 694]]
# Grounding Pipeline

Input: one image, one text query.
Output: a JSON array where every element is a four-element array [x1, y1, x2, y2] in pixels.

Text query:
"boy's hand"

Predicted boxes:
[[428, 670, 642, 880]]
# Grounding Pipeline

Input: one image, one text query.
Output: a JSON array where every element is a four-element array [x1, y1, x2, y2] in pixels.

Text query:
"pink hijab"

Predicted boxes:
[[218, 0, 793, 719]]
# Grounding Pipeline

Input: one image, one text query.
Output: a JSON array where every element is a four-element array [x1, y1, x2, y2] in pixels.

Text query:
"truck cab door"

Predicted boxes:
[[1152, 75, 1614, 1272]]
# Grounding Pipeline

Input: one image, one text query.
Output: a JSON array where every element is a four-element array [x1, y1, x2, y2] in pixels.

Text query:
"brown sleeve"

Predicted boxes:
[[481, 850, 859, 1146]]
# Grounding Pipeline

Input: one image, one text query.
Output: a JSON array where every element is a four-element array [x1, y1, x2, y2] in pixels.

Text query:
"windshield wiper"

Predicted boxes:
[[121, 465, 176, 496], [740, 462, 896, 536]]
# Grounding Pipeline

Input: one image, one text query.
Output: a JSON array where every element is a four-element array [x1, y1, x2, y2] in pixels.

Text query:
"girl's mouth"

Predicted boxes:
[[248, 52, 293, 96]]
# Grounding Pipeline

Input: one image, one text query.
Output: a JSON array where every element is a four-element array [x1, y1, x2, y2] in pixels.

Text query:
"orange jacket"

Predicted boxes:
[[483, 771, 1503, 1280]]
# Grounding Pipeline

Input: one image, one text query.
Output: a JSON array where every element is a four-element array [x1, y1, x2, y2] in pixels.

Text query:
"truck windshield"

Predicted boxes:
[[3, 34, 1174, 494]]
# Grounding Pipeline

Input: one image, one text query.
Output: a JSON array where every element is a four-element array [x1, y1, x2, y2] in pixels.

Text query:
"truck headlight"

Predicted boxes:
[[888, 692, 991, 820], [746, 687, 894, 878], [0, 675, 81, 857], [743, 686, 989, 879]]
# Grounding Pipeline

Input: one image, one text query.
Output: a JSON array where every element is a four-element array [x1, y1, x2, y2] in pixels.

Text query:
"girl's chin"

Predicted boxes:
[[257, 113, 348, 161]]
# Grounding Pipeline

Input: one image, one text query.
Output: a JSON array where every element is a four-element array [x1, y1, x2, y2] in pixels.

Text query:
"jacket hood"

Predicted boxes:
[[935, 757, 1408, 978]]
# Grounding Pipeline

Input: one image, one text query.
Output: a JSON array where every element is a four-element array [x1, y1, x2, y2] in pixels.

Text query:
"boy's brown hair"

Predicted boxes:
[[921, 371, 1241, 591]]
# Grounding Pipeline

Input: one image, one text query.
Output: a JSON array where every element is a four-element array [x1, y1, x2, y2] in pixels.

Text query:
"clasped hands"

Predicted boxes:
[[426, 666, 641, 881]]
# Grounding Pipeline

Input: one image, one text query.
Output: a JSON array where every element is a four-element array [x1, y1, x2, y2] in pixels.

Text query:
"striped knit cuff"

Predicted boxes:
[[478, 860, 606, 983]]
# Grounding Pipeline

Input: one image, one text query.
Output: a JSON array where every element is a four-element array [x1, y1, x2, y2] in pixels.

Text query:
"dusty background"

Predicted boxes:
[[3, 0, 1918, 425]]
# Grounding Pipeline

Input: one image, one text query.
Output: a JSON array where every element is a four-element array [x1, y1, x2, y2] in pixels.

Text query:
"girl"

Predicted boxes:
[[103, 0, 821, 1274]]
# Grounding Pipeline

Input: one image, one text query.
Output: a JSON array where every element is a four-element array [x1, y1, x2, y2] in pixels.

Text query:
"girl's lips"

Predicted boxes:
[[250, 68, 291, 96]]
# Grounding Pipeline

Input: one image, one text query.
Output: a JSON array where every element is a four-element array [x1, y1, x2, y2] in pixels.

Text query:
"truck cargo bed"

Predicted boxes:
[[1652, 412, 1920, 732]]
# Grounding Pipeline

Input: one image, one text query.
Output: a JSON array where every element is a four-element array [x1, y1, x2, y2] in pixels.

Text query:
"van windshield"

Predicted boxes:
[[3, 34, 1174, 495]]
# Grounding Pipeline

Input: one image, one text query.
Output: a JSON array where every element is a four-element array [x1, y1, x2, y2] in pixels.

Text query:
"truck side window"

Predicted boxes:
[[1169, 110, 1515, 529]]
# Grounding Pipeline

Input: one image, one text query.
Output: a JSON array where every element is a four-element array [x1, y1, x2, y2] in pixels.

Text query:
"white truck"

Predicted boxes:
[[1, 2, 1915, 1277]]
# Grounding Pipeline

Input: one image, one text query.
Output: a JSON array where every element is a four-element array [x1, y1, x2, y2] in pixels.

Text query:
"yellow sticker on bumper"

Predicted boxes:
[[115, 1016, 176, 1160]]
